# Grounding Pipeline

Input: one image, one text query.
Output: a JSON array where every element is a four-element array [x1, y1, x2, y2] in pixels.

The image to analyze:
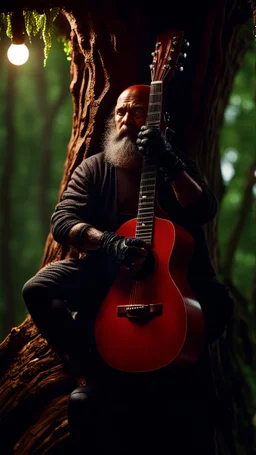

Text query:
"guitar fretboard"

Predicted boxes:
[[135, 81, 163, 243]]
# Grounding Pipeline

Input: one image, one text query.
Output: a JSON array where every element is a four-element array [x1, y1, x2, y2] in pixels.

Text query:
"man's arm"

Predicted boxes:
[[165, 150, 218, 224], [66, 223, 103, 251], [168, 170, 203, 207], [136, 126, 218, 224], [50, 159, 97, 247]]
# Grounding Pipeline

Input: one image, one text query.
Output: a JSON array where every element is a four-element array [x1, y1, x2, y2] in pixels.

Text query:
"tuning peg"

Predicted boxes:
[[184, 39, 190, 47], [176, 64, 184, 71], [149, 63, 155, 80], [179, 53, 187, 58]]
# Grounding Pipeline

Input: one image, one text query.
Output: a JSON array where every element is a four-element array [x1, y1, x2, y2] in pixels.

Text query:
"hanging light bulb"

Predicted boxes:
[[7, 10, 29, 66], [7, 43, 29, 65]]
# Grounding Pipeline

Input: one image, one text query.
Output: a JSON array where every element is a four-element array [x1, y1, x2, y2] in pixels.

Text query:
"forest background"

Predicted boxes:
[[0, 20, 255, 388]]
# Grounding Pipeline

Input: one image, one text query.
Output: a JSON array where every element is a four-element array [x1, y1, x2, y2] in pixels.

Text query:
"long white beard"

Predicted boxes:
[[102, 118, 142, 169]]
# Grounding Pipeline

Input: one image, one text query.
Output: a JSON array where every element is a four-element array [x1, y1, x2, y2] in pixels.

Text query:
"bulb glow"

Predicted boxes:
[[7, 44, 29, 66]]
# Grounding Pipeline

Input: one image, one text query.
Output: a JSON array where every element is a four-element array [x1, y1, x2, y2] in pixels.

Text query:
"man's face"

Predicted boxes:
[[114, 87, 149, 140], [103, 85, 150, 169]]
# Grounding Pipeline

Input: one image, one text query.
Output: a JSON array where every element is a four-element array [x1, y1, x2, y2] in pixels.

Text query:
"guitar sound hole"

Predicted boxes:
[[132, 251, 155, 281]]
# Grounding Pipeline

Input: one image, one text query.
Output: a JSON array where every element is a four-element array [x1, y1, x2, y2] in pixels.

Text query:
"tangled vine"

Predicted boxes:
[[0, 9, 71, 65]]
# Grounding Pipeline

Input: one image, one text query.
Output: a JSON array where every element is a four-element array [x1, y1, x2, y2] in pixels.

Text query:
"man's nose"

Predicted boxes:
[[122, 111, 133, 125]]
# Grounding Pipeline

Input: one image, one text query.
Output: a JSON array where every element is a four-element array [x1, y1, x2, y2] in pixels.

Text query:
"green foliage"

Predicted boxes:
[[219, 36, 256, 414], [219, 43, 255, 303], [6, 13, 12, 39], [57, 34, 72, 61], [43, 9, 59, 65]]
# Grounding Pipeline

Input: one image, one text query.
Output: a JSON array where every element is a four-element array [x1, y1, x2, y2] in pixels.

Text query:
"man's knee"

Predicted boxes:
[[22, 278, 43, 305], [22, 275, 56, 317], [22, 266, 60, 306]]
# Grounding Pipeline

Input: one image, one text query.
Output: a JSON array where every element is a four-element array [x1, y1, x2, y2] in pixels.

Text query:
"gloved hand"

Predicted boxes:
[[136, 125, 186, 180], [99, 231, 149, 267]]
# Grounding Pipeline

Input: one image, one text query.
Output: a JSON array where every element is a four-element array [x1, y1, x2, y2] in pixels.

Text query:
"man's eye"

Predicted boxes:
[[133, 108, 145, 118], [117, 109, 125, 116]]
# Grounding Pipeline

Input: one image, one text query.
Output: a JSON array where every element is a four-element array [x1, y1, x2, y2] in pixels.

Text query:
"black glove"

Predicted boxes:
[[136, 125, 186, 181], [99, 231, 148, 267]]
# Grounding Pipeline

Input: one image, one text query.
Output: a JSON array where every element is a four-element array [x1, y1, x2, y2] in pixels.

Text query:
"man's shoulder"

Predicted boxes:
[[78, 152, 112, 182], [77, 152, 105, 171], [82, 151, 107, 168]]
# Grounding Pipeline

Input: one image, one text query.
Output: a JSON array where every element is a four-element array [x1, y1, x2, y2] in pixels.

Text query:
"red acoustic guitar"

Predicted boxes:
[[94, 30, 205, 373]]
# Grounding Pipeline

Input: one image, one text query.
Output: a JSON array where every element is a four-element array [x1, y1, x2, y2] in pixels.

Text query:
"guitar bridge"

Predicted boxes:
[[117, 304, 162, 321]]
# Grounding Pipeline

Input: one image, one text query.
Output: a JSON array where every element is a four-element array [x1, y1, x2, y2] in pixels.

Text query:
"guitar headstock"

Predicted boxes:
[[150, 30, 189, 83]]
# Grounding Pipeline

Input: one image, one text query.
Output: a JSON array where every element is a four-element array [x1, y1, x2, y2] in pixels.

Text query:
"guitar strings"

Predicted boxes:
[[130, 80, 161, 308]]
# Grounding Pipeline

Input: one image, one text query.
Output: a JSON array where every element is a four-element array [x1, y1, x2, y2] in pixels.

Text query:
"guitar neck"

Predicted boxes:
[[135, 81, 163, 242]]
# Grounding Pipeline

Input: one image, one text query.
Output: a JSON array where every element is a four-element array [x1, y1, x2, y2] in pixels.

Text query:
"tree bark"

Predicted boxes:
[[0, 316, 75, 454], [0, 1, 255, 454]]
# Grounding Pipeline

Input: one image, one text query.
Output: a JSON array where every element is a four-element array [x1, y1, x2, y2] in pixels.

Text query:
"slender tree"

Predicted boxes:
[[34, 37, 70, 240], [0, 1, 255, 454], [0, 62, 16, 337], [223, 161, 256, 280]]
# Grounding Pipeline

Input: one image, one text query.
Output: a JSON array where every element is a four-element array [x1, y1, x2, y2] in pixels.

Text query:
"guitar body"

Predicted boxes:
[[94, 216, 205, 373]]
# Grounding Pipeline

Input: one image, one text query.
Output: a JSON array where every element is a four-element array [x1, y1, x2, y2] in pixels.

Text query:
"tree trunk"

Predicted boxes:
[[0, 1, 254, 454]]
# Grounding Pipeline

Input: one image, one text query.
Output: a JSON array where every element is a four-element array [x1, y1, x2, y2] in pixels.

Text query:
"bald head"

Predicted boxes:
[[114, 84, 150, 138], [117, 85, 151, 107]]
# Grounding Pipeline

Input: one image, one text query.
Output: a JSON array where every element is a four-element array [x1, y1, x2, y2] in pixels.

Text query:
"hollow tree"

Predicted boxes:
[[0, 1, 255, 454]]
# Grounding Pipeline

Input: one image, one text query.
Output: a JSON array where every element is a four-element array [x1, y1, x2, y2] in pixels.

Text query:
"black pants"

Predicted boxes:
[[22, 254, 118, 372]]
